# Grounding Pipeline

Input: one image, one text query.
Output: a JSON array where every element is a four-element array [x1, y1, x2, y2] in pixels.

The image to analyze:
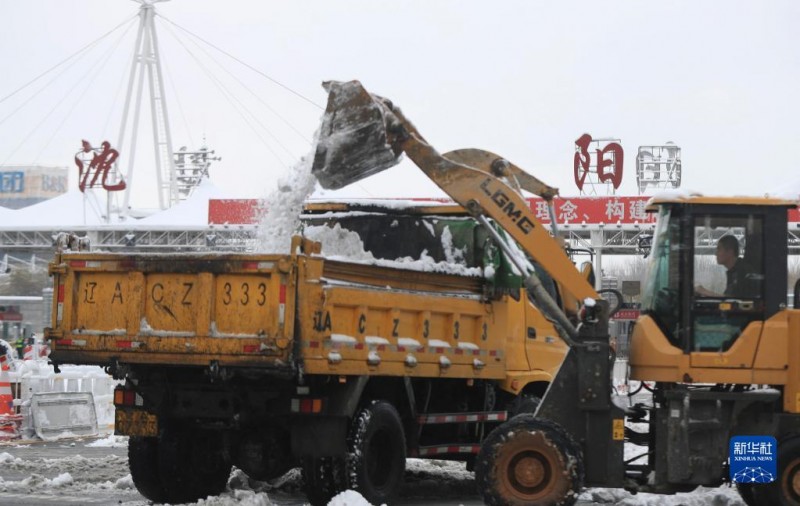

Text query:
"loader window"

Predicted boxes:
[[641, 207, 682, 343], [691, 215, 764, 351]]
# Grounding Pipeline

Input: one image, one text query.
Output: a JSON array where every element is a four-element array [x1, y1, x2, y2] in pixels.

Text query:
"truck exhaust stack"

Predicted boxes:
[[312, 80, 404, 189]]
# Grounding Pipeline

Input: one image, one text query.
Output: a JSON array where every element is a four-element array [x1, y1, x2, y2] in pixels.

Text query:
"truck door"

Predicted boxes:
[[524, 292, 568, 374]]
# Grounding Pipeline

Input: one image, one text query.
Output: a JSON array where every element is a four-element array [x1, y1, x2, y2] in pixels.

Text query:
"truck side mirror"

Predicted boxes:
[[580, 261, 595, 288]]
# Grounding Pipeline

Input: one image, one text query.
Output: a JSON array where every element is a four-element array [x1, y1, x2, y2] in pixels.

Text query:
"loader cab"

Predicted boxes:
[[640, 196, 793, 353]]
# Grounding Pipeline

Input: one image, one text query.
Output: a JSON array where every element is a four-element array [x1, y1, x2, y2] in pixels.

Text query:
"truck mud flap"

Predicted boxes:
[[30, 392, 98, 441]]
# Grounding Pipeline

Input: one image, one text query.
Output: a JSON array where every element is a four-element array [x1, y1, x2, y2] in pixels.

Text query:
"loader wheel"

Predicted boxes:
[[128, 436, 167, 503], [158, 426, 232, 504], [751, 436, 800, 505], [735, 483, 758, 506], [346, 400, 406, 504], [475, 414, 583, 506], [301, 456, 346, 506]]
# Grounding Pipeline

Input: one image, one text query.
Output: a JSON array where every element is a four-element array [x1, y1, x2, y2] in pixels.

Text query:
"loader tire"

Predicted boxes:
[[475, 414, 583, 506], [752, 436, 800, 505], [346, 400, 406, 504], [128, 436, 167, 503], [301, 456, 346, 506], [158, 426, 232, 504], [735, 483, 758, 506]]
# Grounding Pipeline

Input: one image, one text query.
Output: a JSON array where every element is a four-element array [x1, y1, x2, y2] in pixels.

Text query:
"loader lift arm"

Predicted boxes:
[[312, 80, 599, 340], [312, 80, 625, 504]]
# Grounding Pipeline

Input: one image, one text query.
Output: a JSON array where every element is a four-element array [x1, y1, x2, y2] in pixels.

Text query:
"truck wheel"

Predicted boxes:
[[509, 394, 541, 417], [475, 414, 583, 506], [302, 456, 346, 506], [128, 436, 167, 503], [158, 427, 232, 504], [753, 436, 800, 505], [236, 429, 293, 481], [346, 401, 406, 504]]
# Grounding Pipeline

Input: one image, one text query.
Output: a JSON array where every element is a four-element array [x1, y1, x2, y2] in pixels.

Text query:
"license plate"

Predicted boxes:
[[115, 409, 158, 437]]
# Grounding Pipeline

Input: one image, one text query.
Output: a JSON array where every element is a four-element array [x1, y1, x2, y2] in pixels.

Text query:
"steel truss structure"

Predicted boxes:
[[4, 221, 800, 260]]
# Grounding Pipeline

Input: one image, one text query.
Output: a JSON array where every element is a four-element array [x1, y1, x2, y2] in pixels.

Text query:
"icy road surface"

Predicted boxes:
[[0, 436, 747, 506]]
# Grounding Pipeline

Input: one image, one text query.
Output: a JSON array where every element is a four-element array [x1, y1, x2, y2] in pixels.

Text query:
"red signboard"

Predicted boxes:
[[208, 199, 261, 225], [206, 197, 800, 226], [0, 305, 22, 321], [527, 196, 654, 225], [612, 309, 641, 321]]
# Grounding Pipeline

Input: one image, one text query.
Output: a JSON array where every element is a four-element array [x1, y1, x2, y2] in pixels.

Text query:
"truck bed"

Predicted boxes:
[[48, 248, 515, 381]]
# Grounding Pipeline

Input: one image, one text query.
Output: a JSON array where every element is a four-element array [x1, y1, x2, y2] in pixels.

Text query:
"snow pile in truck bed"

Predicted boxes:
[[304, 223, 374, 261], [304, 223, 483, 277]]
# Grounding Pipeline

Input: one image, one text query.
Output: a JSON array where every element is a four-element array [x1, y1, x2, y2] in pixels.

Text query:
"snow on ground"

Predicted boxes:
[[580, 487, 745, 505], [0, 439, 750, 506], [0, 358, 749, 505], [86, 434, 128, 448], [328, 490, 372, 506]]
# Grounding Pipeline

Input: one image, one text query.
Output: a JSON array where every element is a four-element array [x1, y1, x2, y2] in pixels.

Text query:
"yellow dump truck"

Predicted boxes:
[[47, 80, 609, 505], [46, 203, 577, 505]]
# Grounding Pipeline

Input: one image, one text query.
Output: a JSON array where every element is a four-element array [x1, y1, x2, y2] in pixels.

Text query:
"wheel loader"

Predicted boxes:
[[312, 80, 800, 505]]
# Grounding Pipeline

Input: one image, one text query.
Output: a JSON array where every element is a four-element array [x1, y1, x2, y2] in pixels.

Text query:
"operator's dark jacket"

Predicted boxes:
[[725, 259, 760, 298]]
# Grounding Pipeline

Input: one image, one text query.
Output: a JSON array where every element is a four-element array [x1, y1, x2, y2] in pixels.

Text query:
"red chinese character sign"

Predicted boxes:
[[574, 133, 624, 195], [74, 140, 126, 192]]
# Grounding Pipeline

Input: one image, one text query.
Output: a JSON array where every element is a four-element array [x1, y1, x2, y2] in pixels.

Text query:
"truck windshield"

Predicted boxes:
[[641, 207, 681, 342]]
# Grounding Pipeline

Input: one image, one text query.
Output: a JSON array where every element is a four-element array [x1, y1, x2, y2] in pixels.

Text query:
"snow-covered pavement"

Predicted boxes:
[[0, 435, 750, 506]]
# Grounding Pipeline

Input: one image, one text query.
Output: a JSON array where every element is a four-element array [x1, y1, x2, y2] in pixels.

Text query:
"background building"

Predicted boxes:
[[0, 166, 68, 209]]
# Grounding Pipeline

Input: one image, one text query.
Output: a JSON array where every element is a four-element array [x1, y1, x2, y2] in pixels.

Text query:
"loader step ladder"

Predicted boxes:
[[412, 411, 508, 457], [413, 444, 483, 457], [417, 411, 507, 425]]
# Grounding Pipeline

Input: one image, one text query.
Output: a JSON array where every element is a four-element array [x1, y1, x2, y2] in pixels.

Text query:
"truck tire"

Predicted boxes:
[[509, 394, 541, 417], [475, 414, 583, 506], [158, 426, 232, 504], [128, 436, 167, 503], [346, 401, 406, 504], [301, 456, 346, 506], [236, 429, 293, 481], [752, 436, 800, 505]]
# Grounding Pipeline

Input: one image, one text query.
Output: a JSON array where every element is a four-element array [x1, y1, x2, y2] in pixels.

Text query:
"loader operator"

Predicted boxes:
[[695, 235, 759, 298]]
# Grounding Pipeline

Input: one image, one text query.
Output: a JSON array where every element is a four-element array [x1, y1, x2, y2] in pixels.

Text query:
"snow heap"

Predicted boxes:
[[328, 490, 373, 506]]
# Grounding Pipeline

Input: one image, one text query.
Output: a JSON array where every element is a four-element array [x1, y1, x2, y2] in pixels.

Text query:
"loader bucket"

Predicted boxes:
[[312, 80, 403, 189]]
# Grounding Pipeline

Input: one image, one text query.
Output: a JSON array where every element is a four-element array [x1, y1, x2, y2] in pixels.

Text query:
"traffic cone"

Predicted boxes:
[[0, 354, 13, 415], [0, 354, 21, 440]]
